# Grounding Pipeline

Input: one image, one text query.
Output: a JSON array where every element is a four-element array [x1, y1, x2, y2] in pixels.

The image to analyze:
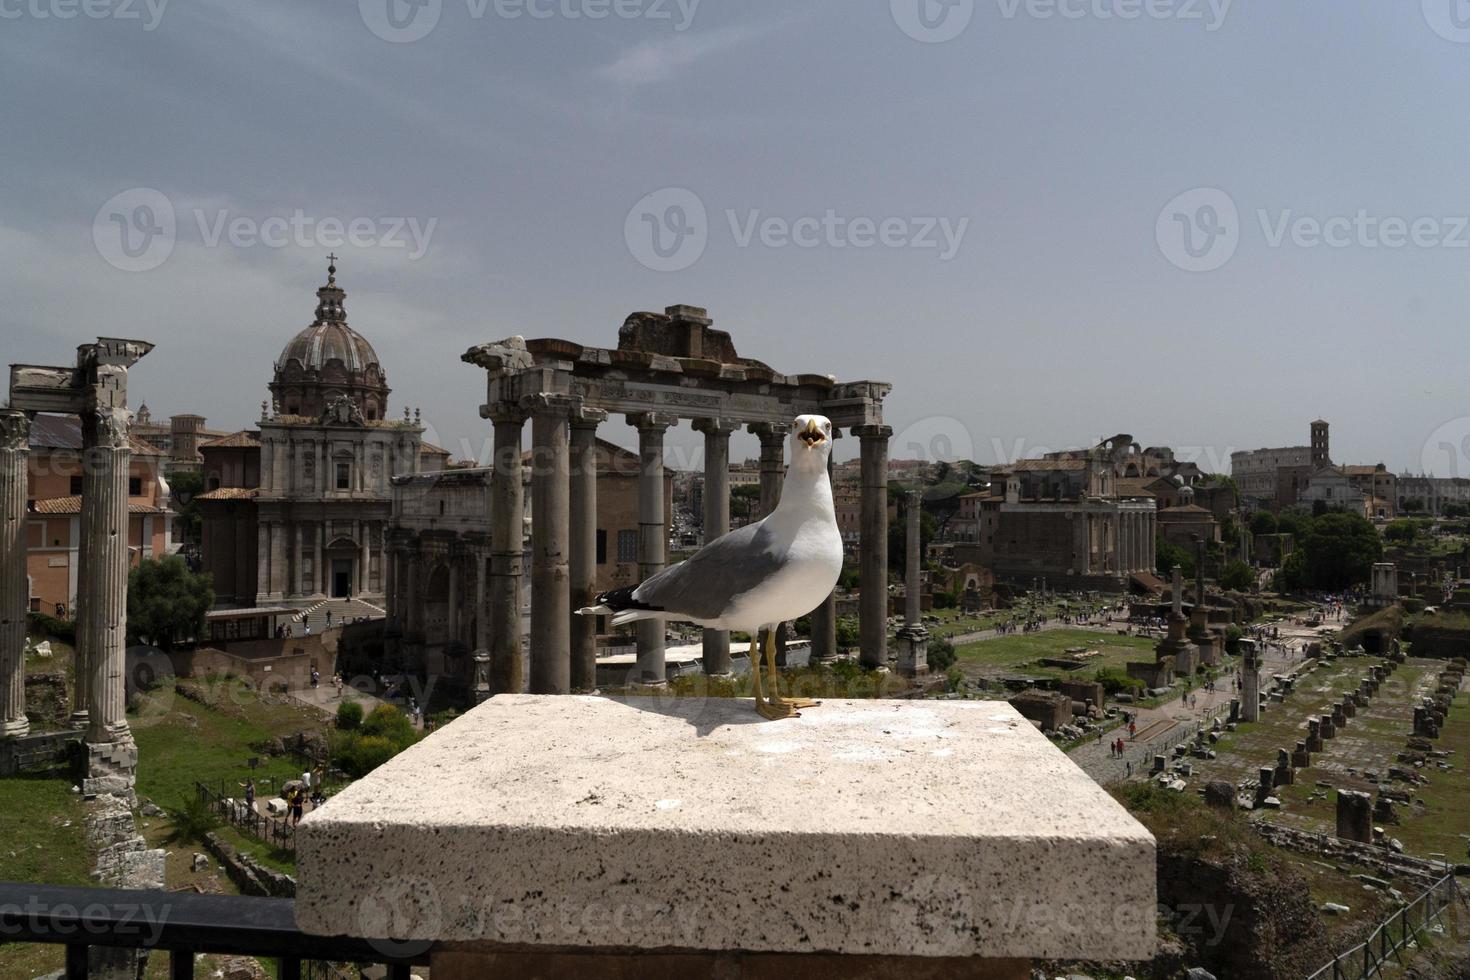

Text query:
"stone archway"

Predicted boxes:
[[325, 537, 359, 598]]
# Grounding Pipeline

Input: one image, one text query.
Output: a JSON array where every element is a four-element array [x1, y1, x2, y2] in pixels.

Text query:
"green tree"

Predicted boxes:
[[835, 616, 861, 651], [1156, 536, 1195, 580], [1384, 519, 1419, 544], [1219, 560, 1254, 592], [336, 700, 364, 731], [126, 555, 212, 650], [1249, 511, 1278, 535], [888, 493, 936, 575], [167, 469, 205, 544], [730, 485, 761, 523], [1300, 512, 1382, 590]]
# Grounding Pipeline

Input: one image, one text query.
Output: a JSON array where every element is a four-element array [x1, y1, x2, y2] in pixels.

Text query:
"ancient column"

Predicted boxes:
[[809, 444, 840, 664], [629, 413, 676, 686], [693, 418, 738, 675], [447, 556, 462, 649], [751, 423, 785, 519], [1240, 641, 1261, 722], [296, 524, 307, 598], [359, 520, 371, 596], [750, 422, 789, 662], [314, 523, 324, 597], [256, 522, 272, 604], [896, 490, 929, 677], [1110, 514, 1123, 578], [0, 411, 30, 738], [488, 405, 527, 695], [1171, 565, 1184, 619], [569, 408, 606, 692], [529, 396, 575, 695], [854, 425, 892, 670], [472, 550, 492, 704], [404, 556, 420, 636], [79, 406, 133, 749]]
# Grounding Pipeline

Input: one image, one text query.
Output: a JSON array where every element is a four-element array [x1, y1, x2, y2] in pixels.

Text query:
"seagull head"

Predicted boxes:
[[789, 414, 834, 468]]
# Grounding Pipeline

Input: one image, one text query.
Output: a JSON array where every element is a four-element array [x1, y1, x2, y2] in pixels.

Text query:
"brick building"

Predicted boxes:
[[22, 414, 171, 617]]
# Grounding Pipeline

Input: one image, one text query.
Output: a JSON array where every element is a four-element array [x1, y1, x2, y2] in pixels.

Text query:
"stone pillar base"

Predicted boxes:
[[81, 737, 138, 800], [896, 628, 930, 678], [0, 718, 29, 739], [435, 948, 1031, 980]]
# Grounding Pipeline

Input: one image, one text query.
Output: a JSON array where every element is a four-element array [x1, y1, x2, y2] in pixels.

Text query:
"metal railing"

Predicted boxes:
[[1305, 873, 1463, 980], [197, 780, 297, 853], [0, 880, 427, 979]]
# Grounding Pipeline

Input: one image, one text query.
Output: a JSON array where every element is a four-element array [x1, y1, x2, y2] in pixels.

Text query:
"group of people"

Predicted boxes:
[[238, 764, 328, 829]]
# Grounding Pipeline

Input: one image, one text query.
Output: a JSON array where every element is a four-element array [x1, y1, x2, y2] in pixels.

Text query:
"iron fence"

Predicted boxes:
[[197, 780, 297, 853], [0, 880, 424, 979], [1305, 873, 1463, 980]]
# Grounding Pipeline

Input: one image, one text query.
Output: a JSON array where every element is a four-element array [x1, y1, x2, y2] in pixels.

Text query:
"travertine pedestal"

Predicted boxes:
[[296, 697, 1156, 971]]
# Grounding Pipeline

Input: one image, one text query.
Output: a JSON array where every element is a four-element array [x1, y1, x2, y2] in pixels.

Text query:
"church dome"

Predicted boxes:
[[277, 321, 381, 376], [269, 260, 391, 422]]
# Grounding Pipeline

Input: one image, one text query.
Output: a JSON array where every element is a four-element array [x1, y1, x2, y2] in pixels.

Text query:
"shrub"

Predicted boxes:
[[1219, 560, 1255, 593], [361, 705, 415, 744], [834, 616, 861, 651], [1225, 624, 1244, 655], [928, 636, 957, 672], [336, 700, 364, 731], [1094, 666, 1144, 696], [164, 794, 219, 846], [28, 612, 76, 645], [336, 735, 396, 778]]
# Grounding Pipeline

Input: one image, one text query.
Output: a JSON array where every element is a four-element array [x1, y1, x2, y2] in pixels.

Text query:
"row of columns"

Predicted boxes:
[[259, 518, 381, 600], [1112, 508, 1157, 577], [2, 338, 153, 800], [477, 397, 893, 696]]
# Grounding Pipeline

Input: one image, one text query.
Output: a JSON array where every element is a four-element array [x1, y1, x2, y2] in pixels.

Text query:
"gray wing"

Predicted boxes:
[[632, 518, 789, 621]]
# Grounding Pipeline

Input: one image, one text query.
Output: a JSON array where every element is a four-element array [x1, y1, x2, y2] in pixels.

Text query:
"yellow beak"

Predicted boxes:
[[800, 419, 825, 446]]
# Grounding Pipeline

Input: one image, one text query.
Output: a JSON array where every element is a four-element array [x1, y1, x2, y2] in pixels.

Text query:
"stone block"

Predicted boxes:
[[295, 696, 1156, 961]]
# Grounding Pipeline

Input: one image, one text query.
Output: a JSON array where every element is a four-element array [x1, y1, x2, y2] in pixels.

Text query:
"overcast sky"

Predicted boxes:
[[4, 1, 1469, 477]]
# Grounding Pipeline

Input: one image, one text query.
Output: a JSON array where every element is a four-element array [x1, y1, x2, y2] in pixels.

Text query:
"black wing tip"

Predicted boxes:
[[594, 586, 663, 614]]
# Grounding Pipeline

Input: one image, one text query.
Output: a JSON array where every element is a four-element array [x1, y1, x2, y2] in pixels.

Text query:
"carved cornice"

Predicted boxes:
[[0, 411, 30, 453]]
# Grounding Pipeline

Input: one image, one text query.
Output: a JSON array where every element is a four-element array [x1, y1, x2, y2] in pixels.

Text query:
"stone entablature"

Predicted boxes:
[[462, 307, 891, 696]]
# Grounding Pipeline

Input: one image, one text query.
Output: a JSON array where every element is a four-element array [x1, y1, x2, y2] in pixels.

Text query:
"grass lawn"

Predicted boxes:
[[1393, 683, 1470, 860], [953, 628, 1158, 685], [131, 678, 328, 812], [0, 776, 92, 979]]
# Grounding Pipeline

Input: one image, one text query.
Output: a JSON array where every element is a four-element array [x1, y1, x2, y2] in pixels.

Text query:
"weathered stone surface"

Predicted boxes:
[[296, 696, 1156, 959]]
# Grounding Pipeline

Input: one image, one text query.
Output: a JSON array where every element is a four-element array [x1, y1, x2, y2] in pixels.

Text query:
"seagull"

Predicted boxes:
[[578, 415, 844, 720]]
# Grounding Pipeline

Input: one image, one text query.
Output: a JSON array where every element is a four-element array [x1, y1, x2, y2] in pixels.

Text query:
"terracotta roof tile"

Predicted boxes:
[[197, 487, 259, 501], [200, 431, 262, 450], [31, 496, 163, 515]]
